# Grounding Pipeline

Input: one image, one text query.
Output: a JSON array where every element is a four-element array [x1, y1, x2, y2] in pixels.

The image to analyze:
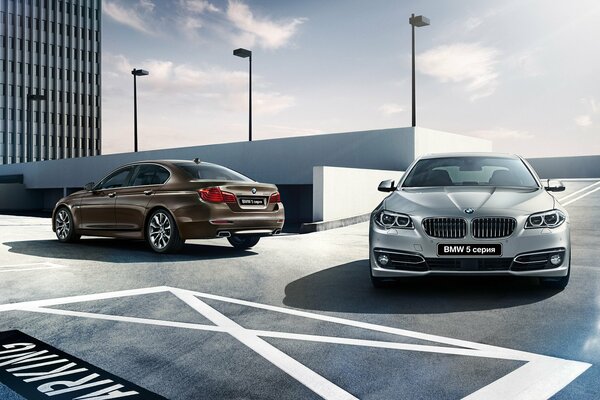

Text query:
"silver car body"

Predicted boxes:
[[369, 153, 570, 280]]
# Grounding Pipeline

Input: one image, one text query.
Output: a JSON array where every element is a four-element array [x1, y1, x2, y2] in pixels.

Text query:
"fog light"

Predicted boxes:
[[378, 254, 389, 266], [550, 254, 562, 266]]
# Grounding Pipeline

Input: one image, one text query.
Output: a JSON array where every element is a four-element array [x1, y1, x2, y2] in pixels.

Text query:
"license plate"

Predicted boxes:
[[437, 243, 502, 256], [239, 197, 266, 206]]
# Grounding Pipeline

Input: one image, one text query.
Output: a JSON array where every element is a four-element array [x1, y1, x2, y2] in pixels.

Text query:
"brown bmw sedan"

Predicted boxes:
[[52, 159, 285, 253]]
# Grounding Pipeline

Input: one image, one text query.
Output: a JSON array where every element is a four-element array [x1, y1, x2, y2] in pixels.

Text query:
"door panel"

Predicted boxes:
[[79, 190, 116, 229], [115, 186, 158, 230]]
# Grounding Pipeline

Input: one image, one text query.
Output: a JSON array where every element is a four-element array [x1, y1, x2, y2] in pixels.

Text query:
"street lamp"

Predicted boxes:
[[409, 13, 429, 128], [27, 91, 47, 162], [233, 48, 252, 142], [131, 68, 149, 152]]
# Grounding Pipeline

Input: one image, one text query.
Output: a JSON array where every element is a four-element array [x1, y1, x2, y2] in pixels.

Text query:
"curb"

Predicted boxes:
[[299, 213, 371, 234]]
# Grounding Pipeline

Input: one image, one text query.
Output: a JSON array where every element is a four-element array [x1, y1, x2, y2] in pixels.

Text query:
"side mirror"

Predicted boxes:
[[378, 179, 396, 192], [544, 179, 565, 192], [84, 182, 95, 191]]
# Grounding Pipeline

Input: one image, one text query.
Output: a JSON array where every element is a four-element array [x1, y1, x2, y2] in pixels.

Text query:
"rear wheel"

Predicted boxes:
[[227, 235, 260, 249], [54, 207, 80, 243], [146, 209, 184, 253]]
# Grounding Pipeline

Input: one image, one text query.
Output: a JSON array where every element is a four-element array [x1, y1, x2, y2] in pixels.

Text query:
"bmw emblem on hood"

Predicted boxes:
[[464, 208, 475, 214], [251, 188, 257, 194]]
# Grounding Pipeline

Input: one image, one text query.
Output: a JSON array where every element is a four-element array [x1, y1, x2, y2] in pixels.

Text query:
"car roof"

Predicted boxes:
[[417, 152, 521, 160], [119, 160, 218, 168]]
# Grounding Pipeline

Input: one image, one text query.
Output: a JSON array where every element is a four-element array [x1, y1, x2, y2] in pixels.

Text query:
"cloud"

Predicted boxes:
[[464, 17, 483, 31], [470, 128, 534, 140], [103, 1, 156, 35], [379, 103, 404, 116], [103, 53, 294, 115], [181, 0, 219, 14], [575, 115, 592, 127], [226, 1, 305, 49], [417, 43, 500, 101]]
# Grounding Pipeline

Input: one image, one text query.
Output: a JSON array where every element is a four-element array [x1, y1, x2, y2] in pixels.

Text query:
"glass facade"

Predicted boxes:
[[0, 0, 101, 164]]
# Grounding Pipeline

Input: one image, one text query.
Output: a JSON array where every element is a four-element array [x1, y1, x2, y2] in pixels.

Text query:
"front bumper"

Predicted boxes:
[[369, 215, 570, 278]]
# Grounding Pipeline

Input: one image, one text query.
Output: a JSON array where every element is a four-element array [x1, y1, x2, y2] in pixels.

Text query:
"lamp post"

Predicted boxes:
[[131, 68, 149, 152], [233, 48, 252, 142], [409, 13, 429, 127], [27, 91, 46, 162]]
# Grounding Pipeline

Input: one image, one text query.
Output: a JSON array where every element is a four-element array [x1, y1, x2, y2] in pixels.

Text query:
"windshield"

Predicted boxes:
[[402, 157, 539, 188], [175, 163, 253, 182]]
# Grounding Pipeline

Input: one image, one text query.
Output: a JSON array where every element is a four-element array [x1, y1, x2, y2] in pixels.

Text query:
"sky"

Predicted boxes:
[[101, 0, 600, 157]]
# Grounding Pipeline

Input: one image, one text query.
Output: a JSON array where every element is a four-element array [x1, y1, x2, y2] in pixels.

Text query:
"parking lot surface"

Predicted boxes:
[[1, 180, 599, 399]]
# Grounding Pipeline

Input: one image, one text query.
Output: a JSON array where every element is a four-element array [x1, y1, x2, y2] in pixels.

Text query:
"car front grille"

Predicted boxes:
[[422, 218, 467, 238], [472, 217, 516, 239], [425, 258, 513, 271]]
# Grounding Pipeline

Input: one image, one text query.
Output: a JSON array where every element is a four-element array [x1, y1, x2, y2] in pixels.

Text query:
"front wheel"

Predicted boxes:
[[54, 207, 80, 243], [227, 235, 260, 249], [540, 254, 571, 290], [146, 209, 184, 253]]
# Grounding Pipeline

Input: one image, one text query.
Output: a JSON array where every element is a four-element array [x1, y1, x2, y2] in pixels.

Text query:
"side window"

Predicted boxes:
[[131, 165, 170, 186], [97, 167, 134, 190]]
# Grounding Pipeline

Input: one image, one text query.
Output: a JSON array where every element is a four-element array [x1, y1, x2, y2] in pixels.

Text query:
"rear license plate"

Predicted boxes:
[[239, 197, 266, 206], [437, 243, 502, 256]]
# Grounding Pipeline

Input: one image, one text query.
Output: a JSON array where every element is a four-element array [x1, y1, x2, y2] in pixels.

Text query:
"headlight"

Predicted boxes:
[[525, 209, 566, 229], [375, 211, 414, 229]]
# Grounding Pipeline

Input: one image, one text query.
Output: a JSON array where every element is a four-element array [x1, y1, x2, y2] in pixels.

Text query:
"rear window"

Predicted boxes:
[[175, 163, 253, 182]]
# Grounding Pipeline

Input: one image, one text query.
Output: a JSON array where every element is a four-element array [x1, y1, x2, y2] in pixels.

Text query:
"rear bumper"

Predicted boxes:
[[174, 203, 285, 239]]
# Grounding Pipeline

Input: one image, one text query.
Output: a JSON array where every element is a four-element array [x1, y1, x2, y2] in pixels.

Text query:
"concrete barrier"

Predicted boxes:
[[312, 166, 403, 222], [527, 155, 600, 179]]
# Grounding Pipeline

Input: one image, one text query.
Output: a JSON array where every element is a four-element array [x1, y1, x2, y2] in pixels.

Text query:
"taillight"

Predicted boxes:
[[198, 187, 237, 203], [269, 192, 281, 203]]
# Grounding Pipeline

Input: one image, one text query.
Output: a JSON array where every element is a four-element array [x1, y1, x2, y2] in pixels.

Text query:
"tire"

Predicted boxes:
[[227, 235, 260, 250], [54, 207, 80, 243], [370, 261, 391, 288], [146, 209, 184, 253], [540, 254, 571, 290]]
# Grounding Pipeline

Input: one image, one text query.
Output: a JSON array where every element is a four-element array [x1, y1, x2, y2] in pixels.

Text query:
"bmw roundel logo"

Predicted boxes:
[[251, 188, 257, 194], [464, 208, 475, 214]]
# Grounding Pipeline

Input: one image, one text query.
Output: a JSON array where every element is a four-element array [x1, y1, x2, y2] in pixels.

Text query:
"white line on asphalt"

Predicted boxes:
[[170, 288, 358, 400], [0, 286, 592, 400], [0, 262, 67, 273], [0, 286, 170, 312], [558, 180, 600, 201], [563, 186, 600, 206], [22, 306, 529, 361], [463, 357, 591, 400]]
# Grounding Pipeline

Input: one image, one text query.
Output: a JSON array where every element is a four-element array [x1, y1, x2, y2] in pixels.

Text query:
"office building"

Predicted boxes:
[[0, 0, 101, 164]]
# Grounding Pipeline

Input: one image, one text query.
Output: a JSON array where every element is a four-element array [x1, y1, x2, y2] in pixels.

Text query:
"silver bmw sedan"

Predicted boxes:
[[369, 153, 570, 289]]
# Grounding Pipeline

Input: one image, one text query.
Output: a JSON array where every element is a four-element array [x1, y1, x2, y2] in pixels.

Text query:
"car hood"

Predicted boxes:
[[384, 187, 555, 216]]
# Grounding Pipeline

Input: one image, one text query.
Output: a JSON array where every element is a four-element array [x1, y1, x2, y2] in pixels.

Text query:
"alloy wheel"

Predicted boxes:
[[55, 209, 71, 240], [149, 211, 172, 250]]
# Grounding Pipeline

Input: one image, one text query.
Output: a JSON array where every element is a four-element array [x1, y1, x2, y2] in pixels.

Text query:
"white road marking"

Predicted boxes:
[[0, 286, 592, 400], [563, 186, 600, 206], [0, 262, 67, 274], [170, 288, 358, 400], [557, 180, 600, 201]]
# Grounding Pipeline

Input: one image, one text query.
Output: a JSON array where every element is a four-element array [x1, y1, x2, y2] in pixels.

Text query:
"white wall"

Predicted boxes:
[[414, 127, 492, 158], [313, 166, 403, 222]]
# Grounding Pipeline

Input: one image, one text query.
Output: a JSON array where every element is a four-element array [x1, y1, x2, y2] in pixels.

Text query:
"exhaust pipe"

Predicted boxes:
[[273, 229, 281, 235], [217, 231, 231, 238]]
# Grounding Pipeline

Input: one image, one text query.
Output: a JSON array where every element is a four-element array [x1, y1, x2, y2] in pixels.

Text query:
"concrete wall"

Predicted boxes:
[[414, 127, 493, 158], [527, 155, 600, 179], [0, 128, 418, 189], [0, 184, 43, 210], [313, 166, 403, 222]]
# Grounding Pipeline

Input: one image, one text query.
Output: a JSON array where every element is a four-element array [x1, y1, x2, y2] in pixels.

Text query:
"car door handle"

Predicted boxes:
[[144, 190, 154, 196], [108, 192, 116, 198]]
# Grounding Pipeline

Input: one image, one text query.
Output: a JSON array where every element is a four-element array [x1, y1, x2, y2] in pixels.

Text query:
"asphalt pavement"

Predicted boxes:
[[0, 179, 599, 399]]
